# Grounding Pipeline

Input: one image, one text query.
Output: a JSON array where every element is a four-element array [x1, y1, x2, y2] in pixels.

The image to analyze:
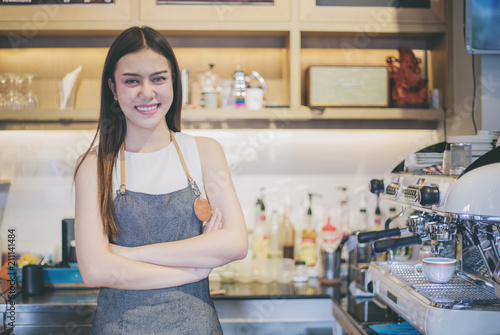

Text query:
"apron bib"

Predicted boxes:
[[90, 134, 222, 335]]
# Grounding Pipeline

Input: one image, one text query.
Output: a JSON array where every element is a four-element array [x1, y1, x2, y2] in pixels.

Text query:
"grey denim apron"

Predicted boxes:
[[90, 136, 222, 334]]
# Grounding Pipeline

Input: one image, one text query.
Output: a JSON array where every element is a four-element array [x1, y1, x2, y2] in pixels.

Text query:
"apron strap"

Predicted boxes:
[[170, 131, 202, 196], [170, 130, 193, 181], [119, 142, 126, 194], [118, 131, 201, 196]]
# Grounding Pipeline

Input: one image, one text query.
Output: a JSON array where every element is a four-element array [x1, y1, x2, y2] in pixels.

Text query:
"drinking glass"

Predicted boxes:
[[23, 73, 38, 109], [14, 75, 25, 109], [449, 143, 472, 175], [5, 73, 18, 110], [0, 74, 7, 109]]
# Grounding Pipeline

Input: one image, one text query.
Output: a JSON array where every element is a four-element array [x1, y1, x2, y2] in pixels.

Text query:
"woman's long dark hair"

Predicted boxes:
[[74, 26, 182, 239]]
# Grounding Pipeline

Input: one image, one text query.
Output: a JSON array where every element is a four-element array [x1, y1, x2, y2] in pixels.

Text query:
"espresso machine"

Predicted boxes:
[[358, 147, 500, 335]]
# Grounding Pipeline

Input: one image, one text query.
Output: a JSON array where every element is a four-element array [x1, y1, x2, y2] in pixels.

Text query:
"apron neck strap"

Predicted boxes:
[[170, 130, 196, 187], [118, 131, 196, 195], [119, 142, 126, 194]]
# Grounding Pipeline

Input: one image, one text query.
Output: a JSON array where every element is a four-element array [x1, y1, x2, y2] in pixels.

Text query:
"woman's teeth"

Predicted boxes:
[[136, 104, 159, 112]]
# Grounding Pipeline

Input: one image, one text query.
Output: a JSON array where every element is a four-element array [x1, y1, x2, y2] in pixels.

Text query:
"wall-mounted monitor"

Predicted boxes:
[[465, 0, 500, 54]]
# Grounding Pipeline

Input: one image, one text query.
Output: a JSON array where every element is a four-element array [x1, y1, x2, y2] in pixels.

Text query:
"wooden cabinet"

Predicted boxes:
[[140, 0, 290, 27], [0, 0, 132, 32], [300, 0, 445, 28], [0, 0, 449, 130]]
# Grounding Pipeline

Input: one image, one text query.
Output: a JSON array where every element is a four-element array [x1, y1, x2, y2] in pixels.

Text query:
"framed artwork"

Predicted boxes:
[[1, 0, 114, 4], [316, 0, 430, 8], [157, 0, 273, 5]]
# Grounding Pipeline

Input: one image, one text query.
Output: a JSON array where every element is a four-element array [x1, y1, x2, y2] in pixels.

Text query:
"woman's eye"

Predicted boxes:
[[153, 76, 166, 83], [125, 79, 139, 84]]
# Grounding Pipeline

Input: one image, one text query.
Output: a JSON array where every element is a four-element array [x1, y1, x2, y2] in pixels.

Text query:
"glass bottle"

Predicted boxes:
[[268, 207, 282, 258], [253, 200, 269, 259], [281, 209, 295, 259], [359, 208, 368, 232], [231, 65, 246, 108], [321, 216, 338, 252], [339, 187, 350, 233], [300, 194, 317, 266]]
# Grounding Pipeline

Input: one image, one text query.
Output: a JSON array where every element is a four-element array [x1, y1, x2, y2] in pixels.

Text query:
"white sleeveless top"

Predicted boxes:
[[112, 132, 206, 197]]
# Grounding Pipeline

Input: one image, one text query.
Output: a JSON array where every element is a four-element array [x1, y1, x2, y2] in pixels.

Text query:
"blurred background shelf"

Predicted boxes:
[[0, 107, 442, 130]]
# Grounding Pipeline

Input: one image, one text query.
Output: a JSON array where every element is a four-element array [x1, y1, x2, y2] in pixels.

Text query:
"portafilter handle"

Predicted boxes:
[[357, 227, 409, 244], [373, 235, 422, 253]]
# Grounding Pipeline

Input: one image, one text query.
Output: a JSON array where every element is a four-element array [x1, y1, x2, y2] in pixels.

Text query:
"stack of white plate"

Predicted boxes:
[[448, 133, 498, 161], [414, 152, 444, 166]]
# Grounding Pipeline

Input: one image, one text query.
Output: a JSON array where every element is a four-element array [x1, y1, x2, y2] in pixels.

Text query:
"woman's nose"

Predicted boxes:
[[139, 81, 155, 100]]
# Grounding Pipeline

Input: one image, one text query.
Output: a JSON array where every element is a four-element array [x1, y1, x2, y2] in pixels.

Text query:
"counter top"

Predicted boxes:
[[14, 280, 333, 309], [6, 279, 394, 335]]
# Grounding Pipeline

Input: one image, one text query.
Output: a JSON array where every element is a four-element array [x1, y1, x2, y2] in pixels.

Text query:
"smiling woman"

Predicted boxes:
[[73, 26, 247, 335], [108, 49, 175, 138]]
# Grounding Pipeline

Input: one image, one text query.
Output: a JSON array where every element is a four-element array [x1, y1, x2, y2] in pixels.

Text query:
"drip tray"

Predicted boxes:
[[378, 262, 500, 306]]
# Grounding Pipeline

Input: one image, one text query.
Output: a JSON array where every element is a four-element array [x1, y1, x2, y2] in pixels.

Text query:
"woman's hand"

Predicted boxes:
[[203, 207, 223, 234]]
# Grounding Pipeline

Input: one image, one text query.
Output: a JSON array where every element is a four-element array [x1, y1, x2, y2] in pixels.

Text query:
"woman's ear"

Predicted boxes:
[[108, 78, 117, 100]]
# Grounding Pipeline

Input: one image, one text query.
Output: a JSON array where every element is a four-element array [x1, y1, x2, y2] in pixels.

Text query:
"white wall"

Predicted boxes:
[[0, 128, 439, 261]]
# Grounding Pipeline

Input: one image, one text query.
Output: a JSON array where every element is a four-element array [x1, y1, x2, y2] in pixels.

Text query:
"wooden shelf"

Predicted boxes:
[[182, 107, 443, 121], [0, 109, 99, 122], [0, 0, 449, 131], [0, 107, 442, 130], [181, 107, 442, 129]]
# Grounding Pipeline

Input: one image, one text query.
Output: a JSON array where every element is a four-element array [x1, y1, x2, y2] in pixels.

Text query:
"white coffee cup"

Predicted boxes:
[[414, 257, 457, 283], [201, 91, 218, 109], [245, 86, 264, 110]]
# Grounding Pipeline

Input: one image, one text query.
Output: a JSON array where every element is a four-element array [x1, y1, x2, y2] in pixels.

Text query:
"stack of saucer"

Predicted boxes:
[[414, 152, 444, 166], [405, 152, 443, 173], [447, 132, 498, 162]]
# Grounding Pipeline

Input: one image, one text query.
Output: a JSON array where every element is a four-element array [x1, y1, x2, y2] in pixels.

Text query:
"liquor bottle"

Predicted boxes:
[[338, 187, 350, 233], [300, 193, 317, 266], [281, 207, 295, 259], [253, 199, 269, 259], [359, 208, 369, 232], [321, 216, 339, 252], [268, 207, 283, 259]]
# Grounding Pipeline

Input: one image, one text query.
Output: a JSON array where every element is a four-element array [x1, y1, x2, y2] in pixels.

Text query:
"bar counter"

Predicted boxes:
[[1, 278, 394, 335]]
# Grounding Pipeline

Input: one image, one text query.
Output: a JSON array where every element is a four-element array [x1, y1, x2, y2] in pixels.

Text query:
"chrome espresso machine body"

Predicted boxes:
[[358, 155, 500, 334]]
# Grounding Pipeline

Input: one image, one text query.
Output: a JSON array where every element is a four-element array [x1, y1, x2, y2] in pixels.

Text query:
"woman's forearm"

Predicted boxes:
[[112, 228, 248, 269], [80, 251, 210, 290]]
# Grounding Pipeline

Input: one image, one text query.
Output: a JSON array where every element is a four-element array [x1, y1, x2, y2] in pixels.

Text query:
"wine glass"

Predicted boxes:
[[0, 74, 7, 109], [23, 73, 38, 109], [5, 73, 18, 110], [14, 75, 25, 109]]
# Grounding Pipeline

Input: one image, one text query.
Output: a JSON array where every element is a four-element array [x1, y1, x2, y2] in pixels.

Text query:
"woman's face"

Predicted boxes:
[[110, 48, 174, 133]]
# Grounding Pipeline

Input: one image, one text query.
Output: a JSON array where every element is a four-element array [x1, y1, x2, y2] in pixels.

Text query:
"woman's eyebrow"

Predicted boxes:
[[121, 70, 169, 77]]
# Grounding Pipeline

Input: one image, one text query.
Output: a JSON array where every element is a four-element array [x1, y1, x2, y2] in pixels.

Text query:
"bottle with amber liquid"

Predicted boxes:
[[300, 193, 317, 266], [253, 200, 269, 260], [281, 209, 295, 259]]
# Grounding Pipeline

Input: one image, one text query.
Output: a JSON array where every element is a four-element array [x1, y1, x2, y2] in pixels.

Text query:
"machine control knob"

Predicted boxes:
[[369, 179, 385, 194], [419, 185, 440, 206]]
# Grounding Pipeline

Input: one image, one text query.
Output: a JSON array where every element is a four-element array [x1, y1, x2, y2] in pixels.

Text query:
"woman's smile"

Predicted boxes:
[[135, 103, 161, 115]]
